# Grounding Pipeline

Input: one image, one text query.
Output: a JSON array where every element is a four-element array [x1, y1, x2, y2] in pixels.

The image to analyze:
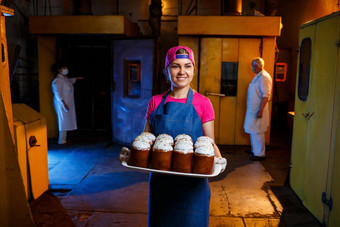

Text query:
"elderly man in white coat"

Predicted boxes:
[[244, 57, 272, 161], [52, 64, 83, 145]]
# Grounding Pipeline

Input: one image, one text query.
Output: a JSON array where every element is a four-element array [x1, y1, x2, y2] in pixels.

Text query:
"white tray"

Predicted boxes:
[[121, 161, 222, 178]]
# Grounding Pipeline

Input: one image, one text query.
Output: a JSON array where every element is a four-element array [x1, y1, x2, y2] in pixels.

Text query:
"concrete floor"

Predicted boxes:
[[29, 124, 322, 227]]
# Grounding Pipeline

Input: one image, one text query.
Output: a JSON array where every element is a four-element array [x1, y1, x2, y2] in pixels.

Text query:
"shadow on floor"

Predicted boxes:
[[30, 192, 76, 227], [30, 123, 322, 226]]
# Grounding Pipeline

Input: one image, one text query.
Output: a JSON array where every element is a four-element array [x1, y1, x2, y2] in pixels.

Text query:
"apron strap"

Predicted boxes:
[[156, 88, 194, 114], [186, 88, 194, 105], [156, 90, 171, 115]]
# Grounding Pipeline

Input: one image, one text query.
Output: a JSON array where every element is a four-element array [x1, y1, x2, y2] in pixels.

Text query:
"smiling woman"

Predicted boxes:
[[168, 57, 194, 91], [140, 46, 226, 226], [164, 47, 194, 98]]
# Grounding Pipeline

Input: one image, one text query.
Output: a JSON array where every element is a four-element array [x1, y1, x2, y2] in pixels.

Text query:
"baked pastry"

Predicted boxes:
[[193, 143, 215, 174], [195, 136, 214, 147], [151, 138, 173, 170], [172, 140, 194, 173], [140, 132, 156, 144], [134, 132, 155, 146], [175, 134, 192, 143], [155, 134, 174, 146], [175, 138, 193, 146], [130, 136, 152, 168]]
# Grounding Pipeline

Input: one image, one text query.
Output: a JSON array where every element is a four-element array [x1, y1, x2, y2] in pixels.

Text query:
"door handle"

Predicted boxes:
[[302, 112, 314, 119], [206, 92, 225, 97], [29, 136, 41, 147]]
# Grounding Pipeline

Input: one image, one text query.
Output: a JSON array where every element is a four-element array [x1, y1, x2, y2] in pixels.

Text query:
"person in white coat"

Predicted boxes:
[[52, 64, 83, 144], [244, 58, 272, 161]]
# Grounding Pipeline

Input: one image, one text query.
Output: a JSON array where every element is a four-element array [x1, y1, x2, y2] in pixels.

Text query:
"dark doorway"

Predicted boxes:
[[57, 36, 112, 135]]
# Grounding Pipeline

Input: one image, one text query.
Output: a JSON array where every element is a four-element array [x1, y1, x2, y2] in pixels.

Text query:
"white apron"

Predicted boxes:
[[244, 74, 270, 133], [52, 75, 77, 131]]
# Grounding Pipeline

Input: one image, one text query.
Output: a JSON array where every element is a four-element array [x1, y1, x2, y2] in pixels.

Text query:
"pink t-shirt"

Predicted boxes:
[[145, 91, 215, 123]]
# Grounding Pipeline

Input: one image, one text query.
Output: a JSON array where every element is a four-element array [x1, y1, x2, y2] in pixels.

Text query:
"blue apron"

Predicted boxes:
[[148, 88, 211, 227]]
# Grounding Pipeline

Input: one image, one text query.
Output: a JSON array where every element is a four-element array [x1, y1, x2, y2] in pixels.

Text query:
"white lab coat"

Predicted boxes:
[[244, 69, 272, 133], [52, 74, 77, 131]]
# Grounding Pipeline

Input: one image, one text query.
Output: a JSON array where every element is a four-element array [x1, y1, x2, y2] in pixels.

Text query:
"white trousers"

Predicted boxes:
[[58, 131, 67, 144], [250, 132, 266, 157]]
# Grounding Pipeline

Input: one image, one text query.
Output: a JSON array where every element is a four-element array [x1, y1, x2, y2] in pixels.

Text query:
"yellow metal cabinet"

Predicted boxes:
[[0, 5, 34, 225], [290, 11, 340, 226], [13, 119, 30, 198], [13, 104, 49, 200], [178, 16, 280, 145], [199, 38, 263, 145], [199, 38, 223, 144]]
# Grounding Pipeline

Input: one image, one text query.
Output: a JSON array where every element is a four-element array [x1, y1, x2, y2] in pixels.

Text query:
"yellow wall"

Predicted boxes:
[[38, 36, 58, 138], [0, 6, 34, 225], [0, 13, 14, 141]]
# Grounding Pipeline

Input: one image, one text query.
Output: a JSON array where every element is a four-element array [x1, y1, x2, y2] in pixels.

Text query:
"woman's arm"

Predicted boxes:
[[144, 120, 151, 132], [202, 120, 222, 158]]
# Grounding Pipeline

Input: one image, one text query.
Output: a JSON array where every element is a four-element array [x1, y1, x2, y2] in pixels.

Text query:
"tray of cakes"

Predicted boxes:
[[120, 132, 225, 178]]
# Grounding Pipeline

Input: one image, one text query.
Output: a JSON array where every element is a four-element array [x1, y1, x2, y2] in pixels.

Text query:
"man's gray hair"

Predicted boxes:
[[252, 57, 265, 68]]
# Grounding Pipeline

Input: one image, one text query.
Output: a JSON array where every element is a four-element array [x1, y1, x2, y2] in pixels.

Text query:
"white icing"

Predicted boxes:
[[132, 139, 151, 150], [194, 140, 212, 148], [134, 135, 153, 145], [196, 136, 214, 145], [175, 134, 192, 142], [174, 142, 194, 154], [195, 144, 215, 156], [175, 138, 193, 146], [140, 132, 156, 142], [156, 134, 174, 145], [152, 141, 173, 152]]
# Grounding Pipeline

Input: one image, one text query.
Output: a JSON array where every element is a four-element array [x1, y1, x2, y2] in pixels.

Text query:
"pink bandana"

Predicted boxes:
[[164, 46, 195, 69]]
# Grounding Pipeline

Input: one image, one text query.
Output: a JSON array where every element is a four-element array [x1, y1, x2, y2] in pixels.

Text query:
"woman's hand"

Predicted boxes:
[[120, 147, 131, 163], [214, 156, 227, 172]]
